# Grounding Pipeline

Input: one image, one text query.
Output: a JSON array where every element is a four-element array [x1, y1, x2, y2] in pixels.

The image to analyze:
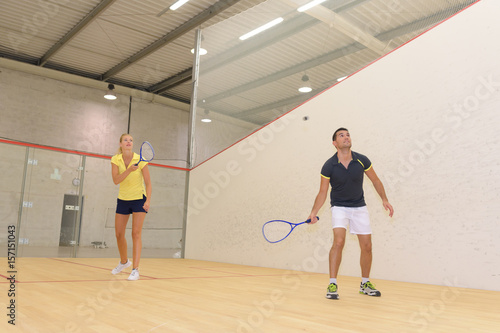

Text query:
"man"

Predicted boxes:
[[308, 127, 394, 300]]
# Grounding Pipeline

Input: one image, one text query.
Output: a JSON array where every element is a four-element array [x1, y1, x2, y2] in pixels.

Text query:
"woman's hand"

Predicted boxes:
[[143, 200, 150, 212]]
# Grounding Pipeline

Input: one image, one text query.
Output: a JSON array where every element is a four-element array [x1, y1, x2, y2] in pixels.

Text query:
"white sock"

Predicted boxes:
[[362, 277, 369, 284], [329, 278, 337, 284]]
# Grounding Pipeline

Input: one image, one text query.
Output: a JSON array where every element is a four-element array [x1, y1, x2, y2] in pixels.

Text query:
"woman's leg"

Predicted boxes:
[[115, 213, 130, 263], [131, 212, 146, 269]]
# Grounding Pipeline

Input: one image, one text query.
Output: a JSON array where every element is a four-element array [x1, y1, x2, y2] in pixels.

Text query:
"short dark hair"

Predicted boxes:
[[332, 127, 348, 141]]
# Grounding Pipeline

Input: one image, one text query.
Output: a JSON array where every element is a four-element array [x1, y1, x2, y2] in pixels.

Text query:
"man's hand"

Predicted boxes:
[[383, 201, 394, 217], [308, 215, 319, 224]]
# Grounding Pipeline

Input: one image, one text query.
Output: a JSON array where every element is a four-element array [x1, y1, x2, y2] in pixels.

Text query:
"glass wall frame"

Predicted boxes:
[[0, 140, 187, 259]]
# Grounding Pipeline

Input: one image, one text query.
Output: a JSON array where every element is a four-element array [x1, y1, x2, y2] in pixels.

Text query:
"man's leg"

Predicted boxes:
[[357, 234, 381, 296], [330, 228, 347, 278], [326, 227, 346, 299], [357, 234, 372, 278]]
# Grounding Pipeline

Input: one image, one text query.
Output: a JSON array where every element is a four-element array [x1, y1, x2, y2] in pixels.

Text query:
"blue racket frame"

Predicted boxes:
[[135, 141, 155, 166], [262, 217, 319, 243]]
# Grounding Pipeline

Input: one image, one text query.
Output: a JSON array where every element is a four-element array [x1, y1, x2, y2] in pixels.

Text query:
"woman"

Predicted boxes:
[[110, 134, 152, 281]]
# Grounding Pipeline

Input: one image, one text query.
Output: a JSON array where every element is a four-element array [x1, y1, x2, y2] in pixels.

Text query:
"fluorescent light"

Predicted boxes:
[[191, 48, 208, 55], [298, 86, 312, 93], [297, 0, 327, 12], [170, 0, 189, 11], [201, 118, 212, 123], [239, 17, 284, 41], [337, 75, 348, 82]]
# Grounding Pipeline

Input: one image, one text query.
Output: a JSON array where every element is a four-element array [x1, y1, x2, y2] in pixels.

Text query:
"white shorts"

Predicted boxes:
[[331, 206, 372, 235]]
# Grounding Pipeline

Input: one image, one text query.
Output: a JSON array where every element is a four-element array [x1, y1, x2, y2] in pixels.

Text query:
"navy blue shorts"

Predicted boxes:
[[116, 195, 148, 215]]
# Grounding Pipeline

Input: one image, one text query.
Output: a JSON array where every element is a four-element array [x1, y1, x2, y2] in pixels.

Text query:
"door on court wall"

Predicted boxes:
[[59, 194, 83, 246]]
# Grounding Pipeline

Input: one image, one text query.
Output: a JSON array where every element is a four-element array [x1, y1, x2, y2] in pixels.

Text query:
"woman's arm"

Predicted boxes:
[[111, 163, 138, 185], [142, 165, 152, 212]]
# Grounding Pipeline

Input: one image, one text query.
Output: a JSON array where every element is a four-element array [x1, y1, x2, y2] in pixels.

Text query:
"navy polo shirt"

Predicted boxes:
[[320, 151, 372, 207]]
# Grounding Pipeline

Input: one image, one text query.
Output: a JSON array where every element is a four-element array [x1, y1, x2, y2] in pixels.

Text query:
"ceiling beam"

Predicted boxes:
[[150, 68, 192, 93], [100, 0, 243, 81], [147, 0, 369, 93], [226, 6, 467, 123], [302, 5, 389, 55], [279, 0, 388, 55], [235, 88, 325, 121], [202, 0, 368, 75], [376, 1, 476, 41], [39, 0, 117, 67], [201, 43, 364, 105]]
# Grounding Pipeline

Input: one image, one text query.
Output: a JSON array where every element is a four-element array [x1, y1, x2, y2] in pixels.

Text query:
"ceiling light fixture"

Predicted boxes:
[[170, 0, 190, 11], [104, 83, 117, 100], [191, 48, 208, 55], [298, 74, 312, 93], [337, 75, 348, 82], [239, 17, 284, 41], [201, 109, 212, 123], [297, 0, 327, 12]]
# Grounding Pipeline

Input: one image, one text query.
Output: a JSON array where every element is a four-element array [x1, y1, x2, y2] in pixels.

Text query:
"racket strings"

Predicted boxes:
[[141, 143, 154, 161], [262, 221, 293, 243]]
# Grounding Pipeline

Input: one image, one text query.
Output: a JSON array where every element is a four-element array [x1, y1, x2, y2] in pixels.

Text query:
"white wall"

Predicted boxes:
[[0, 67, 128, 156], [185, 0, 500, 290]]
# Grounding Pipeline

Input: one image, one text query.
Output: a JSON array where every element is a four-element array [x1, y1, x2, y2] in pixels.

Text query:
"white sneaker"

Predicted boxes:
[[111, 260, 131, 275], [127, 268, 140, 281]]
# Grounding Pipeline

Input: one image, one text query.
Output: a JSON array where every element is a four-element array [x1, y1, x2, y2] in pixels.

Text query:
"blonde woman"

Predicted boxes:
[[110, 134, 152, 280]]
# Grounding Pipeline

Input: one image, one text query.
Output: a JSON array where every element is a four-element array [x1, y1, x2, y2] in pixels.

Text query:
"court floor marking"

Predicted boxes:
[[187, 266, 254, 276], [0, 258, 319, 284]]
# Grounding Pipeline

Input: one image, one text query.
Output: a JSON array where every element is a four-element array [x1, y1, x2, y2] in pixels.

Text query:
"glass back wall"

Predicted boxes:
[[0, 140, 187, 259]]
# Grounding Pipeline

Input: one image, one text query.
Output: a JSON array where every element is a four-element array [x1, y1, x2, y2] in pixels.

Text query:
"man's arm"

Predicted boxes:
[[308, 176, 330, 223], [365, 167, 394, 217]]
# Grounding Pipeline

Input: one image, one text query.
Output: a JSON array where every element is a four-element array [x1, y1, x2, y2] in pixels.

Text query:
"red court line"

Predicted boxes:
[[6, 258, 318, 284], [16, 272, 318, 284], [188, 266, 253, 276], [0, 138, 110, 160], [0, 138, 190, 171], [0, 273, 20, 283], [49, 258, 158, 279]]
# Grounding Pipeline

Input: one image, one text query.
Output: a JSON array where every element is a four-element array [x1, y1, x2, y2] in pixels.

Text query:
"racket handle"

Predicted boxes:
[[306, 216, 319, 223]]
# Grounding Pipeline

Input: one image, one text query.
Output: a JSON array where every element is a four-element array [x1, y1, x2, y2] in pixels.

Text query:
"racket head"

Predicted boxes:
[[139, 141, 155, 162], [262, 220, 294, 243], [262, 217, 318, 243]]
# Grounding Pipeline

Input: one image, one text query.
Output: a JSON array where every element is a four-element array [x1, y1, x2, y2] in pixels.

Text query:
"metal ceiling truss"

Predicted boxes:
[[186, 2, 475, 124], [0, 0, 477, 125]]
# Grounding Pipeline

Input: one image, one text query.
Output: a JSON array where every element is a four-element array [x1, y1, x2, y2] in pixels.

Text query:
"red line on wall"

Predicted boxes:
[[0, 138, 190, 171]]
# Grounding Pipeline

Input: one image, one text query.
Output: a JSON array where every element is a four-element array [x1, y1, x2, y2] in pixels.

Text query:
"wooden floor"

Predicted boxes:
[[1, 258, 500, 333]]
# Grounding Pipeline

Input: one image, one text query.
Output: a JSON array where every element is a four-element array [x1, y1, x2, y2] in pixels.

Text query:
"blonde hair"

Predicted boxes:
[[117, 133, 132, 154]]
